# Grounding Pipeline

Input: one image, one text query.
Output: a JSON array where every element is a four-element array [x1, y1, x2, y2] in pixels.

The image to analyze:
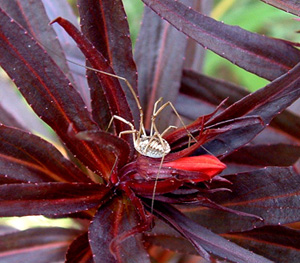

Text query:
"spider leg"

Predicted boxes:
[[153, 101, 197, 143], [150, 153, 166, 214], [150, 97, 164, 136], [106, 115, 135, 132], [160, 125, 177, 137]]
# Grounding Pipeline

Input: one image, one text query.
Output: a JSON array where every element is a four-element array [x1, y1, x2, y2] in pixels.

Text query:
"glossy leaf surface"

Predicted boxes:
[[0, 7, 113, 177], [135, 4, 188, 129], [224, 225, 300, 263], [52, 16, 134, 140], [182, 167, 300, 233], [78, 0, 139, 126], [89, 196, 150, 263], [152, 202, 272, 263], [142, 0, 300, 80], [0, 182, 109, 216], [223, 144, 300, 167], [0, 227, 81, 263], [42, 0, 91, 107], [66, 232, 93, 263], [208, 62, 300, 126], [181, 69, 300, 143], [0, 125, 91, 184]]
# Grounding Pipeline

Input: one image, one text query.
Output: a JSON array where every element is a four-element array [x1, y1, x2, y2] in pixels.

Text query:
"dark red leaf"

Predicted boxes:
[[164, 100, 225, 145], [89, 195, 150, 263], [270, 110, 300, 143], [164, 115, 263, 161], [0, 125, 92, 184], [144, 220, 201, 257], [224, 144, 300, 167], [78, 0, 139, 126], [0, 64, 57, 137], [66, 232, 93, 263], [0, 182, 109, 217], [42, 0, 91, 108], [134, 4, 188, 130], [150, 202, 272, 262], [51, 17, 134, 140], [260, 0, 300, 16], [0, 227, 81, 263], [183, 1, 212, 72], [75, 130, 130, 168], [207, 62, 300, 126], [181, 69, 300, 143], [142, 0, 300, 80], [0, 7, 113, 177], [0, 0, 69, 75], [181, 69, 248, 110], [0, 0, 90, 107], [144, 219, 199, 255], [175, 93, 217, 120], [203, 116, 264, 158], [183, 167, 300, 234], [224, 225, 300, 263]]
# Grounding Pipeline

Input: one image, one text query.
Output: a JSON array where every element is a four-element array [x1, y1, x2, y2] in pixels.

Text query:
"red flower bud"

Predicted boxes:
[[163, 155, 226, 180]]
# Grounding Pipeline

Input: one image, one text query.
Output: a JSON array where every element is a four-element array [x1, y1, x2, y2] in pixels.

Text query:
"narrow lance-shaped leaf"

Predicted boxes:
[[66, 232, 93, 263], [180, 69, 300, 143], [0, 182, 109, 217], [78, 0, 139, 127], [142, 0, 300, 80], [0, 7, 113, 177], [150, 201, 273, 263], [196, 62, 300, 156], [183, 167, 300, 234], [223, 144, 300, 167], [223, 225, 300, 263], [134, 2, 190, 130], [260, 0, 300, 16], [0, 125, 92, 184], [0, 227, 81, 263], [207, 62, 300, 126], [75, 130, 130, 168], [42, 0, 91, 108], [51, 17, 134, 143], [0, 0, 72, 80], [89, 195, 150, 263]]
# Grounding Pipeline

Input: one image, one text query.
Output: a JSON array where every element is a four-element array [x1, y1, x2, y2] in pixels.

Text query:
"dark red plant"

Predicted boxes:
[[0, 1, 299, 263]]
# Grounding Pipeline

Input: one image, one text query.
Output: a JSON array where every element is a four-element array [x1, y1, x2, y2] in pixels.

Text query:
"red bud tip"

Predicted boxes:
[[163, 155, 226, 177]]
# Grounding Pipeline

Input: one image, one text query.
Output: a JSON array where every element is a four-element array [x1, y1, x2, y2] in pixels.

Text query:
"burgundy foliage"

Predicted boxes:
[[0, 0, 299, 262]]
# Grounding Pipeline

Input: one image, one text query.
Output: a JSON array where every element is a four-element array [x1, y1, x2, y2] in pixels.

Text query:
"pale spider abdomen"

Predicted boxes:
[[134, 136, 171, 158]]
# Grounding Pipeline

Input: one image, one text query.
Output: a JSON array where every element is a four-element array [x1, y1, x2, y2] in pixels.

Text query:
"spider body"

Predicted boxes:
[[135, 136, 171, 158]]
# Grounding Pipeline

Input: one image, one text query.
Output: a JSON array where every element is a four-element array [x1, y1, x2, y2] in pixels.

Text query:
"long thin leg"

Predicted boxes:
[[160, 125, 177, 137], [153, 101, 197, 143], [150, 97, 163, 136], [150, 153, 165, 214], [118, 129, 137, 138], [106, 115, 135, 132]]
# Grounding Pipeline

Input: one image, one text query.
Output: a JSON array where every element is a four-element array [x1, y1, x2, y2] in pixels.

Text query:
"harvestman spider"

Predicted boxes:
[[34, 34, 197, 210], [82, 65, 197, 211], [53, 51, 197, 211]]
